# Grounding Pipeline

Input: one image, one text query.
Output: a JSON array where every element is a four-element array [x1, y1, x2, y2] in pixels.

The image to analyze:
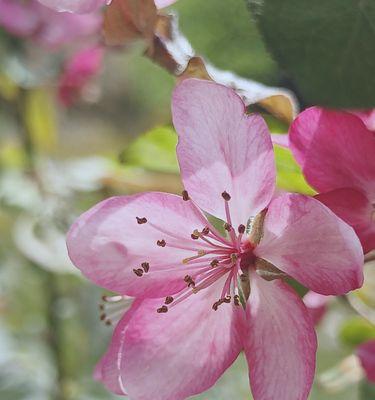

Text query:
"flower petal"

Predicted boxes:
[[173, 79, 275, 228], [97, 281, 244, 400], [255, 193, 364, 295], [303, 291, 331, 325], [67, 192, 215, 297], [357, 340, 375, 383], [243, 272, 317, 400], [315, 188, 375, 254], [289, 107, 375, 201], [154, 0, 177, 8], [38, 0, 107, 13]]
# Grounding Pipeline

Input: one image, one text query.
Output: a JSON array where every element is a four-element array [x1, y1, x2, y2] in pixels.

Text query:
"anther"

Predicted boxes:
[[224, 222, 232, 232], [133, 268, 144, 277], [221, 191, 231, 201], [100, 313, 106, 321], [191, 231, 200, 240], [212, 301, 220, 311], [157, 239, 166, 247], [136, 216, 147, 224], [165, 296, 174, 305], [184, 275, 195, 288], [234, 295, 240, 306], [230, 253, 238, 263], [182, 190, 190, 201], [202, 226, 210, 235], [141, 262, 150, 273], [157, 305, 168, 313], [210, 259, 219, 267], [223, 295, 231, 303], [238, 224, 246, 234]]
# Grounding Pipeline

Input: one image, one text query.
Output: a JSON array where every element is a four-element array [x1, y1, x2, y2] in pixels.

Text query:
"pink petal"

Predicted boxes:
[[38, 0, 107, 13], [357, 340, 375, 383], [255, 193, 364, 295], [350, 109, 375, 131], [243, 271, 317, 400], [315, 188, 375, 254], [154, 0, 177, 8], [97, 281, 244, 400], [303, 291, 331, 325], [173, 79, 275, 228], [67, 192, 217, 297], [289, 107, 375, 201]]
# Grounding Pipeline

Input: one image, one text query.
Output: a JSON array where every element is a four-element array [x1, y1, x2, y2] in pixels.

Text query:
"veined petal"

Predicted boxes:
[[357, 340, 375, 383], [98, 280, 244, 400], [173, 79, 275, 228], [316, 188, 375, 254], [255, 193, 364, 295], [289, 107, 375, 201], [67, 192, 215, 298], [243, 272, 317, 400]]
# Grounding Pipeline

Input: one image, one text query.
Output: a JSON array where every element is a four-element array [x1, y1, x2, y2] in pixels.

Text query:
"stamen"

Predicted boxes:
[[238, 224, 245, 234], [202, 227, 210, 235], [157, 305, 168, 313], [136, 217, 147, 224], [234, 294, 240, 306], [133, 268, 144, 277], [184, 275, 195, 287], [141, 262, 150, 273], [157, 239, 166, 247], [99, 295, 133, 326], [165, 296, 174, 304], [210, 259, 219, 267], [191, 231, 200, 240], [222, 191, 231, 201], [224, 222, 232, 232], [182, 190, 190, 201]]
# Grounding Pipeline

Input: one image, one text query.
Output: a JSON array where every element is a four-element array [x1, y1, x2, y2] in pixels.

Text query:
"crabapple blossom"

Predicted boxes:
[[289, 107, 375, 254], [67, 79, 364, 400]]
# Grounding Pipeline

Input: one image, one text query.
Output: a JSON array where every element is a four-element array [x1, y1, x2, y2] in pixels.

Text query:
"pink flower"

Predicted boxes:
[[58, 46, 104, 106], [357, 340, 375, 383], [0, 0, 102, 49], [67, 80, 364, 400], [289, 107, 375, 254]]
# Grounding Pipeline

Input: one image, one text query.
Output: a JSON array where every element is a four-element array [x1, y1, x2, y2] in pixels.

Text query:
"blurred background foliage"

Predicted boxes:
[[0, 0, 374, 399]]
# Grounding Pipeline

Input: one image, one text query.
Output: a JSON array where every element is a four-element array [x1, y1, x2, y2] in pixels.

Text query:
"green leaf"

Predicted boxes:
[[120, 126, 178, 173], [359, 380, 375, 399], [339, 316, 375, 348], [248, 0, 375, 108], [274, 145, 315, 194]]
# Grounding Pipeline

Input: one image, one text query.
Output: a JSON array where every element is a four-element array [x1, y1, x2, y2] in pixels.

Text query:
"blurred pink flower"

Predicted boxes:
[[357, 340, 375, 383], [67, 80, 364, 400], [58, 45, 103, 105], [303, 291, 331, 326], [38, 0, 176, 13], [289, 107, 375, 254], [350, 109, 375, 132], [0, 0, 102, 49], [38, 0, 109, 13]]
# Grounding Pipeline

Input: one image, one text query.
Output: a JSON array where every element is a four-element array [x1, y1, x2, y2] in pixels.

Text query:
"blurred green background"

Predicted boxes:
[[0, 0, 373, 399]]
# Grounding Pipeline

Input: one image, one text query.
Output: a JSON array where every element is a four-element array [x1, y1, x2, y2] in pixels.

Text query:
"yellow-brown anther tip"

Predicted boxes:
[[157, 305, 168, 313], [136, 217, 147, 224], [182, 190, 190, 201], [165, 296, 174, 305], [157, 239, 166, 247], [221, 191, 231, 201]]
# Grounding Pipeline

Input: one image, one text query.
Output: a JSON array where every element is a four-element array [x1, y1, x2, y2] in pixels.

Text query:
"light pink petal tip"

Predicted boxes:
[[173, 79, 275, 228], [243, 271, 317, 400], [67, 192, 221, 298], [38, 0, 108, 13], [289, 107, 375, 201], [303, 291, 331, 325], [97, 281, 243, 400], [357, 340, 375, 383], [255, 193, 364, 295], [271, 133, 289, 149], [316, 188, 375, 254]]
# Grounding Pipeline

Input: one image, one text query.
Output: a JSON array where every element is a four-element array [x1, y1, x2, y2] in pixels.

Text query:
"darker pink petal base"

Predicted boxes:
[[255, 193, 364, 295], [289, 107, 375, 200], [357, 340, 375, 383], [96, 280, 243, 400], [243, 272, 317, 400]]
